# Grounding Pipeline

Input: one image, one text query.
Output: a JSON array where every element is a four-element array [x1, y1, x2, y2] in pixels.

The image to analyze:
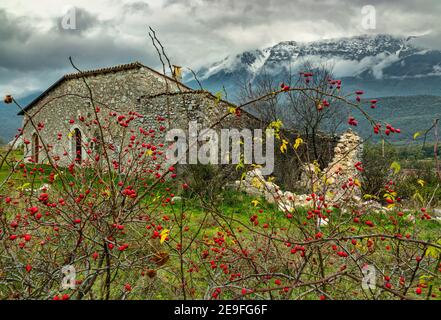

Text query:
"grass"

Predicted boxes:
[[0, 147, 22, 182], [1, 147, 440, 300]]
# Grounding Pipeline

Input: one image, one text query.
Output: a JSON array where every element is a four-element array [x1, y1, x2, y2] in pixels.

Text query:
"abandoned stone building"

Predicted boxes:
[[18, 62, 264, 168], [18, 61, 355, 190]]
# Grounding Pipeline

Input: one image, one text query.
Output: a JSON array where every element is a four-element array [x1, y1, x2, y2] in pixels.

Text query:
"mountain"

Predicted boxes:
[[0, 93, 38, 144], [2, 34, 440, 144], [186, 34, 441, 98], [353, 95, 441, 143]]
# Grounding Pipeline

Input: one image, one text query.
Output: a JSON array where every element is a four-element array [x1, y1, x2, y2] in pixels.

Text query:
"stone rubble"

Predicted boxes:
[[300, 129, 363, 200], [235, 130, 387, 213]]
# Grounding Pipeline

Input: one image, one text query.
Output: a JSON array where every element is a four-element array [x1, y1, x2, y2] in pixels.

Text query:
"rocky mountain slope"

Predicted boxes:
[[187, 34, 441, 98]]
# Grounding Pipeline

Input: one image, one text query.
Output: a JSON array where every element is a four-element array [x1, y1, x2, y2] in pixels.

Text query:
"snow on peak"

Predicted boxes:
[[194, 34, 428, 81]]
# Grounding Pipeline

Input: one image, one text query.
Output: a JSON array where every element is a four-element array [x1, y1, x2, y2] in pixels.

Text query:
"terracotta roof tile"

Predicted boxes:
[[18, 61, 192, 115]]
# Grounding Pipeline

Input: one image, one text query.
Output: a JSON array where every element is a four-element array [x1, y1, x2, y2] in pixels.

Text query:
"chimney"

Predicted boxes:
[[172, 65, 182, 82]]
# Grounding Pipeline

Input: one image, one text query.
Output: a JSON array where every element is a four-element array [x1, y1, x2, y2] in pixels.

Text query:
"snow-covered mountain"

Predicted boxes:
[[187, 34, 441, 99]]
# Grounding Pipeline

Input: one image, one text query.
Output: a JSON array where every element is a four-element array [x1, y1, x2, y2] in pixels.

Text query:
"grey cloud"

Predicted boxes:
[[0, 7, 158, 73], [0, 9, 32, 42], [1, 0, 441, 98], [123, 1, 151, 13]]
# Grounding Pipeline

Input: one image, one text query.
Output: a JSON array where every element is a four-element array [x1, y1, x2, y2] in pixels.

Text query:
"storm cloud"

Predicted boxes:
[[0, 0, 440, 97]]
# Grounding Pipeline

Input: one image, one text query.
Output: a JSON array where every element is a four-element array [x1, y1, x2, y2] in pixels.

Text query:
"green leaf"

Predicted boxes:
[[412, 191, 424, 204]]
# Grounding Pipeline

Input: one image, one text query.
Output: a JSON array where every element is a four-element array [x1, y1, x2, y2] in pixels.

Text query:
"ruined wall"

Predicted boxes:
[[138, 92, 263, 135], [300, 129, 363, 198], [137, 92, 265, 179], [236, 130, 365, 211]]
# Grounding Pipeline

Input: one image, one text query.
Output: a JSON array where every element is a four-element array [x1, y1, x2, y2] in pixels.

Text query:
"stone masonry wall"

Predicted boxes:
[[21, 66, 189, 165], [21, 65, 261, 170]]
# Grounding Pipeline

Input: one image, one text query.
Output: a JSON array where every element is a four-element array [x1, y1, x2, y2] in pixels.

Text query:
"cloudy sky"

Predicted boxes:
[[1, 0, 440, 98]]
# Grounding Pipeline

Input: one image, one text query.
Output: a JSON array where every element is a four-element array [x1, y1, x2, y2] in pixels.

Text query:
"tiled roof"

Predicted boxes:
[[18, 61, 191, 115], [63, 61, 144, 79]]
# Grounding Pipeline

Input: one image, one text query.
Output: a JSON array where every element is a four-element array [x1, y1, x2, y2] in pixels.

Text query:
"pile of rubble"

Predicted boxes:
[[235, 130, 383, 212]]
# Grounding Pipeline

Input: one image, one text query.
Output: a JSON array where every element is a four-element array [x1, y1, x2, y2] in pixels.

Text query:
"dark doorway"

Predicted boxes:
[[74, 128, 82, 162]]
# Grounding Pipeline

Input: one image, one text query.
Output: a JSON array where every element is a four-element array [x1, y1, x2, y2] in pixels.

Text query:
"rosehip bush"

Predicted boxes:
[[0, 70, 439, 300]]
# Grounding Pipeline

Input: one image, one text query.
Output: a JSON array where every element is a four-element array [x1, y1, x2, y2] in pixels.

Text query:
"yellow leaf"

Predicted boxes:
[[363, 194, 379, 200], [228, 107, 237, 114], [313, 160, 321, 174], [267, 120, 283, 132], [390, 161, 401, 175], [267, 176, 275, 183], [160, 229, 170, 244], [326, 191, 335, 198], [235, 160, 244, 171], [251, 199, 260, 207], [425, 240, 441, 259], [16, 183, 30, 191], [280, 139, 288, 153], [417, 179, 425, 187], [412, 191, 424, 204], [419, 275, 434, 286], [413, 132, 421, 140], [67, 130, 75, 138], [251, 177, 263, 189], [294, 137, 303, 150], [215, 92, 222, 103]]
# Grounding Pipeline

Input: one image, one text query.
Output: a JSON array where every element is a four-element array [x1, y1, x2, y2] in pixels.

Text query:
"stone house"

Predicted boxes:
[[18, 61, 354, 188], [18, 62, 264, 168]]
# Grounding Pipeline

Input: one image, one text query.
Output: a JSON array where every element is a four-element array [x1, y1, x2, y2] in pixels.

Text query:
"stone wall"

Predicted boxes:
[[21, 65, 261, 170], [21, 66, 189, 165], [138, 92, 263, 137]]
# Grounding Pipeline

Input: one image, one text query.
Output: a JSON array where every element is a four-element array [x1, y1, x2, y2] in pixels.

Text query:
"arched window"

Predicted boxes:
[[91, 130, 101, 153], [32, 133, 39, 163], [73, 128, 82, 162]]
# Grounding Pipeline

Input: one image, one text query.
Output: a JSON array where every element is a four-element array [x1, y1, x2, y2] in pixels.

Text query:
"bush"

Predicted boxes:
[[181, 163, 239, 200], [395, 160, 441, 207], [361, 142, 397, 197]]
